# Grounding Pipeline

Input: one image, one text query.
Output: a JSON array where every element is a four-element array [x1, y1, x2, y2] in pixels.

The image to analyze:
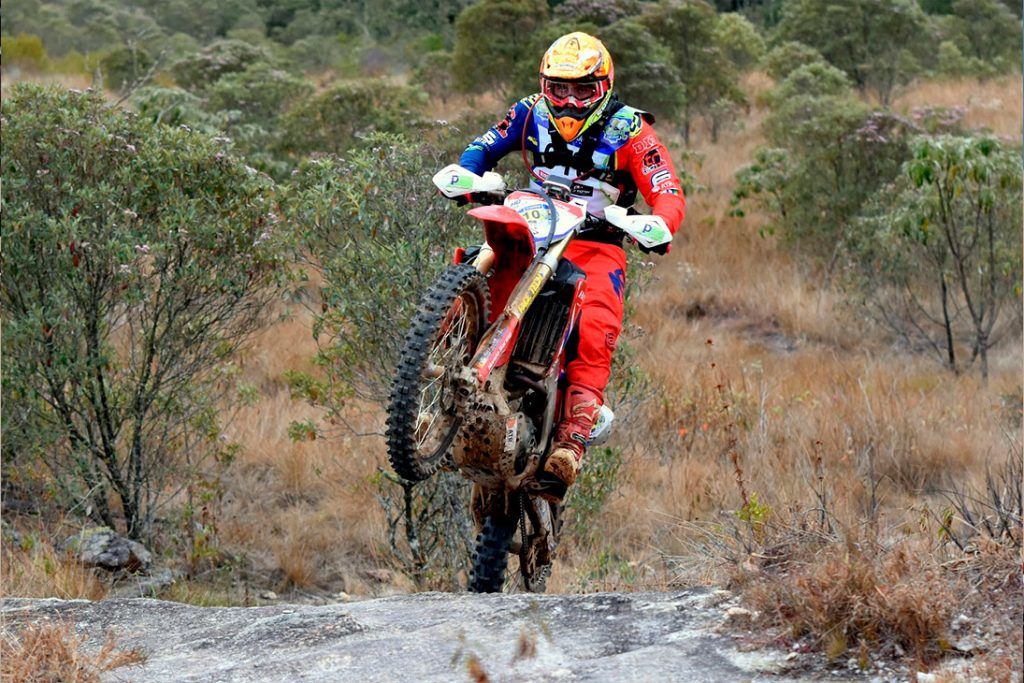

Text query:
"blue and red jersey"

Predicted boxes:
[[459, 94, 686, 238]]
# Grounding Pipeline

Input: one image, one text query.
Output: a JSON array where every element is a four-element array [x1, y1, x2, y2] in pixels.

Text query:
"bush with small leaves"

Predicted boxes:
[[761, 41, 826, 82], [276, 80, 426, 160], [100, 44, 155, 92], [1, 85, 286, 538], [171, 39, 273, 92], [846, 135, 1023, 378]]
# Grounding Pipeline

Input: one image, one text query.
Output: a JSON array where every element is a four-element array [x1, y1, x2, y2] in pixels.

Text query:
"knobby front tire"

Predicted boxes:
[[386, 264, 489, 482]]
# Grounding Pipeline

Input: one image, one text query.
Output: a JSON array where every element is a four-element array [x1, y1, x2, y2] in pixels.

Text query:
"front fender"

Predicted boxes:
[[468, 205, 536, 320]]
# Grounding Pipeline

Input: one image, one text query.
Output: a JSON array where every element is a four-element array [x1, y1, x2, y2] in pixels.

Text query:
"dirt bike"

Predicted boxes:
[[385, 164, 672, 593]]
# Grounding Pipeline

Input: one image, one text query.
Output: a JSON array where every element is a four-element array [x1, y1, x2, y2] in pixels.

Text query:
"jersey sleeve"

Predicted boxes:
[[458, 94, 539, 175], [618, 121, 686, 235]]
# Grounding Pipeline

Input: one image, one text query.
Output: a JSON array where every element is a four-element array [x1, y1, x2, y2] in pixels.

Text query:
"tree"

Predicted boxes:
[[776, 0, 929, 104], [847, 136, 1022, 378], [639, 0, 745, 143], [944, 0, 1022, 70], [451, 0, 548, 99], [555, 0, 642, 26], [599, 17, 685, 121], [1, 85, 285, 538], [761, 40, 826, 81], [712, 12, 765, 72]]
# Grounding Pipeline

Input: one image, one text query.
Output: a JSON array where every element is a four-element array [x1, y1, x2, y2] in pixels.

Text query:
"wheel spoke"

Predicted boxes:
[[411, 292, 476, 457]]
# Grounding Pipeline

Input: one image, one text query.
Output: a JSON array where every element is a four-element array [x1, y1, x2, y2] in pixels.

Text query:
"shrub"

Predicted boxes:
[[283, 130, 476, 403], [761, 41, 826, 81], [170, 39, 273, 91], [130, 86, 224, 131], [100, 43, 155, 92], [735, 76, 914, 273], [1, 85, 285, 538], [276, 81, 426, 160], [846, 135, 1023, 378], [746, 541, 957, 664], [283, 130, 480, 585], [1, 32, 49, 72], [712, 12, 765, 72]]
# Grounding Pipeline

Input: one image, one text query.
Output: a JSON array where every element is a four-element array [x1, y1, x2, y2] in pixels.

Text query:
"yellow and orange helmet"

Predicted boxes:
[[539, 32, 615, 142]]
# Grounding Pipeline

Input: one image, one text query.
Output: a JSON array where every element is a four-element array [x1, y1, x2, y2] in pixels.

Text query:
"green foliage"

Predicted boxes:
[[1, 33, 50, 71], [713, 12, 765, 72], [599, 18, 685, 121], [555, 0, 642, 26], [846, 135, 1023, 377], [451, 0, 549, 98], [413, 51, 456, 104], [207, 63, 314, 174], [171, 39, 273, 91], [942, 0, 1022, 70], [208, 63, 313, 125], [1, 85, 285, 537], [761, 40, 825, 81], [738, 68, 915, 269], [130, 85, 224, 130], [283, 129, 477, 403], [776, 0, 929, 104], [639, 0, 746, 143], [276, 80, 426, 160], [100, 43, 155, 91], [568, 446, 625, 545], [766, 61, 851, 103], [736, 491, 771, 530]]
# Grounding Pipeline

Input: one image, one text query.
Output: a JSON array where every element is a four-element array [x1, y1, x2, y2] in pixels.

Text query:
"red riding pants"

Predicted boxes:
[[563, 241, 626, 404]]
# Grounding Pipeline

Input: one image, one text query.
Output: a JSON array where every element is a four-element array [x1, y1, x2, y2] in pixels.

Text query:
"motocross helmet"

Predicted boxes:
[[539, 32, 615, 142]]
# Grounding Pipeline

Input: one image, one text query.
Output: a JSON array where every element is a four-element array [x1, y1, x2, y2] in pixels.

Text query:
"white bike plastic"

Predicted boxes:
[[433, 164, 505, 198], [504, 190, 587, 243], [603, 205, 673, 249]]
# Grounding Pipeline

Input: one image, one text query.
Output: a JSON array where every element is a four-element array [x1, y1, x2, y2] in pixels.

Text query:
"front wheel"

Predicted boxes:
[[386, 264, 490, 482]]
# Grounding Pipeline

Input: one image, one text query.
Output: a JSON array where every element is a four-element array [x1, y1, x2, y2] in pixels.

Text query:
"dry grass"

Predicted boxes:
[[0, 620, 145, 683], [1, 540, 108, 601], [744, 538, 958, 664], [199, 74, 1021, 610], [892, 76, 1023, 138]]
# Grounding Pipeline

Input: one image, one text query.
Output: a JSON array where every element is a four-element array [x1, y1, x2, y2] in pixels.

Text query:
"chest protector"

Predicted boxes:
[[529, 98, 645, 219]]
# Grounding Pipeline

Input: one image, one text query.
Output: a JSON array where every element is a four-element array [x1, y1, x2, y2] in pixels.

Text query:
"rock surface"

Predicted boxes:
[[1, 590, 840, 682]]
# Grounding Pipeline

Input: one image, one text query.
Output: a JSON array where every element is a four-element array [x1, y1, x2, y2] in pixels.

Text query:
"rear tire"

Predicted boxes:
[[386, 264, 489, 482], [468, 515, 515, 593]]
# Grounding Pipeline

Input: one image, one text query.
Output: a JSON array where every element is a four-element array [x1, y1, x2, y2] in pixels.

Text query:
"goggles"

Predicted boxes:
[[541, 78, 606, 108]]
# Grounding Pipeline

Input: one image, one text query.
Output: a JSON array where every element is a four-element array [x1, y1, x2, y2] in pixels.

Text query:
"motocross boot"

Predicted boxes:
[[539, 386, 602, 502]]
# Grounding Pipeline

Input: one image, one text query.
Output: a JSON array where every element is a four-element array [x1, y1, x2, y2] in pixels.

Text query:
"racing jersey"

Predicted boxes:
[[459, 94, 686, 238]]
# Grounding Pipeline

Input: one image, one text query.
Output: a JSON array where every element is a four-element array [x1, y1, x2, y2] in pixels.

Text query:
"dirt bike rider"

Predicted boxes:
[[455, 32, 686, 500]]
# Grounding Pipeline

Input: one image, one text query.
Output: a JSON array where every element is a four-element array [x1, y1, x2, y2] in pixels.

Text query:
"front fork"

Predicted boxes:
[[469, 236, 573, 386]]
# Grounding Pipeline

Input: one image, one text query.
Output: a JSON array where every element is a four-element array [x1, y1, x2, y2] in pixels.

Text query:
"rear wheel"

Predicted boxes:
[[386, 264, 490, 482], [468, 515, 516, 593]]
